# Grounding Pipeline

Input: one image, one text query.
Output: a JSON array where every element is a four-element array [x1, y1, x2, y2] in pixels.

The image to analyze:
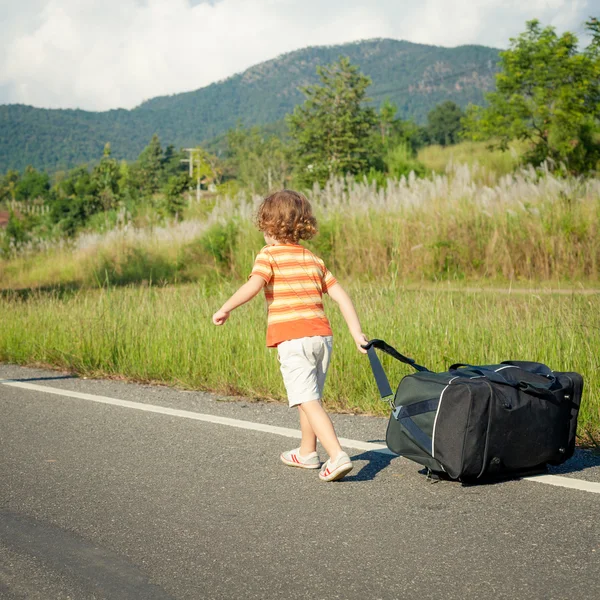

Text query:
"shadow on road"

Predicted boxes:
[[0, 512, 175, 600], [342, 447, 600, 484], [1, 375, 78, 383], [548, 448, 600, 475], [344, 450, 396, 482]]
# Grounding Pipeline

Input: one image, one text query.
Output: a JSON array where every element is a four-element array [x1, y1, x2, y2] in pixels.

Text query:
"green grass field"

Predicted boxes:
[[1, 282, 598, 440], [418, 141, 525, 180]]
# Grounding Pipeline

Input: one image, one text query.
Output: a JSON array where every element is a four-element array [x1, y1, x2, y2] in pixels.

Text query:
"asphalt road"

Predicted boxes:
[[1, 364, 599, 600]]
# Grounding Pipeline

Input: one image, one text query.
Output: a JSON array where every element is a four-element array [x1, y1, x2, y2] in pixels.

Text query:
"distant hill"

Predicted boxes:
[[0, 38, 500, 173]]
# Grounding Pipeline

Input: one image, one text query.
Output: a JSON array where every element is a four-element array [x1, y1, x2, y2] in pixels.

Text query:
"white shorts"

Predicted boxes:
[[277, 335, 333, 407]]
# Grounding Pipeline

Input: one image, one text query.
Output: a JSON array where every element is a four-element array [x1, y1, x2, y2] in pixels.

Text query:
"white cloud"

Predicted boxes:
[[0, 0, 593, 111]]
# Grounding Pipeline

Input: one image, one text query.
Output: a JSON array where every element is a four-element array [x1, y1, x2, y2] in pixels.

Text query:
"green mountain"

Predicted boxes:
[[0, 38, 499, 173]]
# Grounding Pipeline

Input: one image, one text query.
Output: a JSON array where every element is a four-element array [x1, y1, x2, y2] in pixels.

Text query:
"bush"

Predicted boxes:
[[199, 221, 239, 269], [306, 217, 339, 270], [1, 211, 28, 255], [175, 221, 242, 282], [385, 143, 426, 179], [360, 168, 389, 188], [92, 246, 179, 286]]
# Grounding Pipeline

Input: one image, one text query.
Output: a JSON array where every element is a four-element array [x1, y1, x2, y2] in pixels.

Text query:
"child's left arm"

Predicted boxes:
[[327, 282, 368, 353], [212, 275, 266, 325]]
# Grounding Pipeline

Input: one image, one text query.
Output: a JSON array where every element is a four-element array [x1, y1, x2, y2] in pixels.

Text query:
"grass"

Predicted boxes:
[[418, 140, 525, 181], [1, 282, 598, 440]]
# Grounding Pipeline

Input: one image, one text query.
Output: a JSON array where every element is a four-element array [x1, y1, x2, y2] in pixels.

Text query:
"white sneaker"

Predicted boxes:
[[319, 452, 353, 481], [280, 448, 321, 469]]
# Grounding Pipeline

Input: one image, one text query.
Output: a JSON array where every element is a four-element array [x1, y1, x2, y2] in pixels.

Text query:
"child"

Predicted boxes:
[[212, 189, 368, 482]]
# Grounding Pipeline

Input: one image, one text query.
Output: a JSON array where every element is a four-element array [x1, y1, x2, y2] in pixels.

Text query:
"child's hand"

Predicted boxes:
[[354, 333, 369, 354], [212, 309, 230, 326]]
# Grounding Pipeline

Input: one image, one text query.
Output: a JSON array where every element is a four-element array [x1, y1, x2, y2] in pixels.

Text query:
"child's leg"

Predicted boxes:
[[298, 406, 318, 456], [298, 400, 344, 460]]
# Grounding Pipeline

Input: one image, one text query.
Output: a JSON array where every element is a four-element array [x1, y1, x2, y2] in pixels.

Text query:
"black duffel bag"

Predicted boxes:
[[364, 339, 583, 481]]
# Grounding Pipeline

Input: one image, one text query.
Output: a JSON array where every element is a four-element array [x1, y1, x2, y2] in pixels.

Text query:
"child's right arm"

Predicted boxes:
[[212, 275, 266, 325], [327, 283, 368, 353]]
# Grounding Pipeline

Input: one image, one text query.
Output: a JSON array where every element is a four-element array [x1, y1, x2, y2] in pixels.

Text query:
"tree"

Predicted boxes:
[[162, 145, 187, 179], [587, 17, 600, 52], [49, 166, 101, 235], [163, 173, 191, 217], [193, 147, 223, 189], [0, 170, 20, 203], [135, 134, 164, 195], [287, 57, 377, 186], [427, 101, 464, 146], [2, 211, 28, 253], [378, 98, 398, 145], [464, 20, 600, 173], [226, 126, 290, 192], [92, 143, 120, 211], [14, 166, 50, 202], [367, 101, 428, 180]]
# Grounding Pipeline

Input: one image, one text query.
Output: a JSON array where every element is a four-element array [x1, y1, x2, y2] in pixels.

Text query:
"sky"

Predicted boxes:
[[0, 0, 595, 112]]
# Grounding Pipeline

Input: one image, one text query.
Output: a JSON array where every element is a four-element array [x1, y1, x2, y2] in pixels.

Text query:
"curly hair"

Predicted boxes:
[[256, 189, 317, 243]]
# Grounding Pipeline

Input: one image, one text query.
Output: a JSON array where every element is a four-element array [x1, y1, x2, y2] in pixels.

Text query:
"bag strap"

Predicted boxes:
[[365, 346, 394, 405], [365, 347, 435, 455], [363, 339, 430, 372], [363, 339, 430, 407], [448, 363, 556, 393], [500, 360, 554, 378]]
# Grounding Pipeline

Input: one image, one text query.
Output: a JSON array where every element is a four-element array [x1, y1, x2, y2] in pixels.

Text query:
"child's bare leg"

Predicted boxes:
[[298, 400, 343, 460], [298, 407, 318, 456]]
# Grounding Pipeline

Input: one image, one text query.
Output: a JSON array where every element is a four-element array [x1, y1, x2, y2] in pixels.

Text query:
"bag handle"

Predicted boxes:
[[363, 339, 430, 373], [500, 360, 554, 378], [449, 363, 556, 393], [362, 339, 430, 407]]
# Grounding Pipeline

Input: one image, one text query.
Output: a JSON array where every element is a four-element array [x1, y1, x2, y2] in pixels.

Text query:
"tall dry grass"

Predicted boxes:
[[1, 164, 599, 289]]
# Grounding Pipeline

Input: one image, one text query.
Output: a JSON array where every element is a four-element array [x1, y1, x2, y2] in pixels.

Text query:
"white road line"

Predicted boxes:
[[2, 378, 598, 494], [0, 379, 392, 454], [524, 474, 600, 494]]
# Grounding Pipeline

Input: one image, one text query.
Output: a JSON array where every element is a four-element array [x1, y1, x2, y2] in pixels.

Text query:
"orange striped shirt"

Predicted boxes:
[[250, 244, 337, 347]]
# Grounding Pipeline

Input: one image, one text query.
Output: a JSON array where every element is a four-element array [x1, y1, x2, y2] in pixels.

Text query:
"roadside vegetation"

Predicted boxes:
[[1, 166, 599, 289], [1, 284, 598, 441], [1, 19, 599, 437]]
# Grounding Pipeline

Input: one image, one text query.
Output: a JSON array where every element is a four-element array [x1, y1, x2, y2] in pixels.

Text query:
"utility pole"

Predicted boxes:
[[181, 148, 201, 205], [181, 148, 196, 177], [195, 155, 201, 204]]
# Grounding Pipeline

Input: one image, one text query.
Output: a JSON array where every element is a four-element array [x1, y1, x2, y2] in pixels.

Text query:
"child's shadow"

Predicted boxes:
[[344, 447, 396, 482]]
